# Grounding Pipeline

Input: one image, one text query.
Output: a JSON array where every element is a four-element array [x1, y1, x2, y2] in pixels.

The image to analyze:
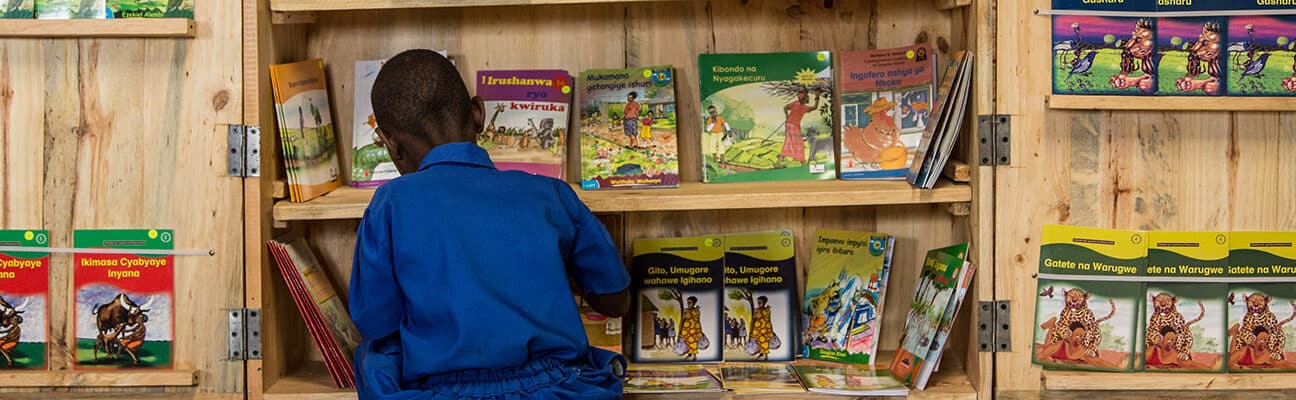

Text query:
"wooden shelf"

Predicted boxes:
[[0, 19, 195, 38], [0, 369, 198, 387], [1042, 370, 1296, 391], [270, 0, 684, 12], [1046, 95, 1296, 112], [272, 180, 972, 221]]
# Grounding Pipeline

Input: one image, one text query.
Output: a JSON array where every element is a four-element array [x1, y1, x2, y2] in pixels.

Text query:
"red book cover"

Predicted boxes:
[[0, 230, 49, 369], [74, 229, 174, 369]]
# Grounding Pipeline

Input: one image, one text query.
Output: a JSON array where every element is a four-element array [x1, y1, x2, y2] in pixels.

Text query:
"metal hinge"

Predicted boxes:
[[977, 115, 1011, 166], [977, 301, 1011, 352], [227, 125, 262, 177], [228, 308, 262, 360]]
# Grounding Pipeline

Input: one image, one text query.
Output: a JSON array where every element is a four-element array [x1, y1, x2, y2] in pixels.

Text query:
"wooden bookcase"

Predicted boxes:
[[245, 0, 994, 399]]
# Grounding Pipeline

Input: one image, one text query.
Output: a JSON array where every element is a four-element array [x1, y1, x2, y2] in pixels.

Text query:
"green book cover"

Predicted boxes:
[[630, 236, 724, 362], [1227, 231, 1296, 372], [698, 51, 836, 182], [35, 0, 104, 19], [108, 0, 191, 18], [577, 66, 679, 190], [0, 230, 49, 369], [721, 230, 796, 362], [1, 0, 34, 18], [890, 242, 970, 385], [1142, 231, 1228, 372], [803, 229, 894, 365], [73, 229, 173, 369]]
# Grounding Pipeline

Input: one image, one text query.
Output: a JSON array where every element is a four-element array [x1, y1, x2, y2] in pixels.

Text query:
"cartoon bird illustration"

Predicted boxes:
[[1039, 286, 1055, 299], [1068, 51, 1097, 78], [1238, 53, 1271, 83]]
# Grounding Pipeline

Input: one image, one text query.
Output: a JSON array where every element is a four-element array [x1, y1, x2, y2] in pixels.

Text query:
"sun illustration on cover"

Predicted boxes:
[[794, 68, 822, 86]]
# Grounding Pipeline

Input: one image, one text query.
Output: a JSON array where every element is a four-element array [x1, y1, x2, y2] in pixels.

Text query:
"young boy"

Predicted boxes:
[[348, 49, 630, 400]]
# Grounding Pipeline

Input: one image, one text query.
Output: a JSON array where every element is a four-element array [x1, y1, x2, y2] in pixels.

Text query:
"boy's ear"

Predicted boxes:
[[376, 127, 402, 163], [470, 96, 486, 134]]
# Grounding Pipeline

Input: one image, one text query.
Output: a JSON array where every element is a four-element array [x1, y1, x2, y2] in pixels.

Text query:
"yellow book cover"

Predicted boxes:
[[630, 236, 724, 363], [269, 60, 342, 203], [1227, 231, 1296, 372], [1142, 231, 1228, 372]]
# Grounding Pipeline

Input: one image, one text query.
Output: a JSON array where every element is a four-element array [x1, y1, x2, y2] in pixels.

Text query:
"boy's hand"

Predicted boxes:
[[585, 289, 630, 318]]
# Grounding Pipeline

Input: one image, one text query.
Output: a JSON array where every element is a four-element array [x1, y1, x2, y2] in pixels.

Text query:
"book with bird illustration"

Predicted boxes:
[[1, 0, 34, 18], [107, 0, 192, 18], [1140, 231, 1229, 372], [577, 66, 679, 190], [1226, 15, 1296, 96], [73, 229, 174, 369], [630, 235, 725, 363], [1051, 0, 1158, 95], [1227, 231, 1296, 372], [838, 45, 935, 180], [803, 229, 895, 365], [35, 0, 105, 18], [270, 59, 342, 203], [0, 230, 49, 369], [890, 242, 974, 389], [721, 230, 797, 362], [698, 52, 836, 182], [476, 70, 572, 179]]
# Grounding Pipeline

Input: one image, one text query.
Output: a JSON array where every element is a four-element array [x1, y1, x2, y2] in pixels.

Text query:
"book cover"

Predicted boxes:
[[905, 53, 964, 188], [476, 69, 571, 179], [623, 364, 724, 393], [0, 230, 48, 369], [36, 0, 105, 18], [1157, 12, 1228, 96], [270, 59, 342, 203], [1227, 231, 1296, 371], [1141, 231, 1229, 372], [73, 229, 173, 369], [577, 66, 679, 190], [793, 364, 908, 396], [911, 52, 975, 189], [630, 236, 724, 363], [722, 230, 797, 362], [108, 0, 192, 18], [1, 0, 33, 18], [803, 229, 895, 365], [350, 52, 452, 187], [267, 239, 355, 387], [1032, 225, 1143, 372], [838, 45, 935, 180], [274, 236, 361, 367], [914, 258, 976, 389], [720, 363, 804, 393], [889, 242, 968, 386], [1051, 0, 1158, 95], [698, 51, 836, 182], [1227, 16, 1296, 96]]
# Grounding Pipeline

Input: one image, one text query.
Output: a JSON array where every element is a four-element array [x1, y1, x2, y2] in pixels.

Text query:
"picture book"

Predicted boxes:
[[476, 70, 571, 179], [36, 0, 104, 18], [108, 0, 192, 18], [1051, 0, 1158, 95], [577, 66, 679, 190], [270, 59, 342, 203], [1228, 231, 1296, 372], [803, 229, 895, 365], [630, 236, 724, 363], [793, 364, 908, 396], [1227, 15, 1296, 96], [350, 52, 452, 187], [623, 364, 724, 393], [905, 53, 962, 188], [268, 236, 360, 388], [1032, 225, 1144, 372], [0, 230, 49, 369], [838, 45, 935, 180], [698, 51, 836, 182], [1142, 231, 1229, 372], [912, 250, 976, 389], [1, 0, 33, 18], [73, 229, 174, 369], [720, 363, 804, 393], [890, 242, 970, 387], [1157, 12, 1228, 96], [909, 51, 974, 189], [722, 230, 797, 362]]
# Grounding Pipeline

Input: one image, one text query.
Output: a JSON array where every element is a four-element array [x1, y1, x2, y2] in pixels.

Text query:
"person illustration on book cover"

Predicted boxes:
[[750, 296, 775, 360], [1230, 326, 1296, 369], [1146, 326, 1209, 369], [1038, 321, 1117, 368], [639, 113, 653, 148], [623, 92, 642, 148], [704, 106, 732, 163], [678, 296, 703, 361], [0, 296, 25, 367], [780, 91, 818, 165]]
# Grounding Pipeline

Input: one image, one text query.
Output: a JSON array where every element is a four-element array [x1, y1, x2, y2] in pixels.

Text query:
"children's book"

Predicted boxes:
[[1141, 231, 1229, 372], [838, 45, 935, 180], [1031, 225, 1144, 372], [904, 53, 961, 188], [577, 66, 679, 190], [270, 59, 342, 203], [36, 0, 105, 18], [720, 363, 804, 393], [908, 51, 973, 189], [1228, 231, 1296, 372], [108, 0, 192, 18], [1227, 15, 1296, 96], [630, 236, 724, 363], [0, 230, 49, 369], [1051, 0, 1158, 95], [350, 52, 452, 187], [268, 236, 360, 388], [793, 364, 908, 396], [722, 230, 797, 362], [623, 364, 724, 393], [73, 229, 174, 369], [803, 229, 895, 365], [889, 242, 970, 387], [1, 0, 34, 18], [698, 51, 836, 182], [475, 70, 571, 179], [1157, 6, 1228, 97]]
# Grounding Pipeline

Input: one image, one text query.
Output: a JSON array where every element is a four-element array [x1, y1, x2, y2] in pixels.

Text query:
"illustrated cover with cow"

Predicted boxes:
[[35, 0, 105, 18], [1228, 231, 1296, 372], [803, 229, 895, 365], [1, 0, 33, 18], [837, 45, 934, 180], [698, 51, 836, 182], [1051, 0, 1158, 95], [107, 0, 193, 18], [0, 230, 49, 369], [721, 230, 797, 362], [630, 235, 724, 363], [475, 69, 571, 179], [1031, 225, 1142, 372], [1226, 15, 1296, 96], [73, 229, 173, 369], [1139, 231, 1229, 372], [270, 59, 342, 203], [577, 66, 680, 190], [890, 242, 973, 389], [1156, 9, 1228, 96]]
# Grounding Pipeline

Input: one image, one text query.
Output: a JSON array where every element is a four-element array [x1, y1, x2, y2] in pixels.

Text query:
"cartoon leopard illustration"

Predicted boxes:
[[1146, 293, 1205, 362], [1230, 293, 1296, 360], [1045, 288, 1116, 358]]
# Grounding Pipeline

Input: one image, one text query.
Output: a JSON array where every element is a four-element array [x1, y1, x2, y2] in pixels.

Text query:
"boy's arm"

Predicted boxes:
[[348, 199, 405, 341], [560, 184, 631, 317]]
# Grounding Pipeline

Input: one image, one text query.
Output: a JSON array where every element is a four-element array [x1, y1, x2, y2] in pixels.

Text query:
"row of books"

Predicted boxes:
[[1, 0, 194, 19], [1033, 226, 1296, 373], [624, 362, 908, 396], [266, 236, 362, 388]]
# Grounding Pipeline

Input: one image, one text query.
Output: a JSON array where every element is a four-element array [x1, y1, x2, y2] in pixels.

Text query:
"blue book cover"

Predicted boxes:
[[1053, 15, 1159, 95], [1052, 0, 1156, 11], [1157, 16, 1228, 96], [1227, 15, 1296, 96]]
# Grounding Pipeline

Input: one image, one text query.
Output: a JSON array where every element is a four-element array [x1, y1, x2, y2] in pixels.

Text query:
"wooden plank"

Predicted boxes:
[[0, 41, 45, 229], [271, 0, 681, 12], [0, 370, 198, 387], [1047, 95, 1296, 111], [1043, 371, 1296, 391], [966, 0, 996, 397], [936, 0, 974, 10], [0, 19, 195, 38], [943, 160, 970, 183], [271, 11, 317, 24]]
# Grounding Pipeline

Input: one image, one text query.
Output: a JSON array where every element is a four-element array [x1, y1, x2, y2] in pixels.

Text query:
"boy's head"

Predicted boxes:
[[371, 49, 485, 174], [627, 92, 637, 101], [707, 106, 718, 116]]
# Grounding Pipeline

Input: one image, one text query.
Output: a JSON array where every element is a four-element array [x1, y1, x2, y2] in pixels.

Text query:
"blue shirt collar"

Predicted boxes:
[[417, 142, 496, 172]]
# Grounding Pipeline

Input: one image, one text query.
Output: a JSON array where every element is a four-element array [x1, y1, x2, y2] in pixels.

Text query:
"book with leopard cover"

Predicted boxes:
[[1228, 231, 1296, 372], [1141, 231, 1228, 373]]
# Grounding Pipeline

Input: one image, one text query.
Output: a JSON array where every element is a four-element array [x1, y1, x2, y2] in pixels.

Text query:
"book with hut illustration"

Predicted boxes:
[[721, 230, 797, 362], [630, 236, 725, 362], [0, 230, 49, 369]]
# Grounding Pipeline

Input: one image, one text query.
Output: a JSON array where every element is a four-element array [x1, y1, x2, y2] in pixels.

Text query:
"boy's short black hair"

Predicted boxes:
[[1160, 326, 1178, 336], [371, 49, 472, 142], [628, 92, 638, 99], [707, 105, 717, 110]]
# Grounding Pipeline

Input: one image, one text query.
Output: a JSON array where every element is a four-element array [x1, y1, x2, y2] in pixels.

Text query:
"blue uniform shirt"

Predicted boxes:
[[348, 142, 629, 386]]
